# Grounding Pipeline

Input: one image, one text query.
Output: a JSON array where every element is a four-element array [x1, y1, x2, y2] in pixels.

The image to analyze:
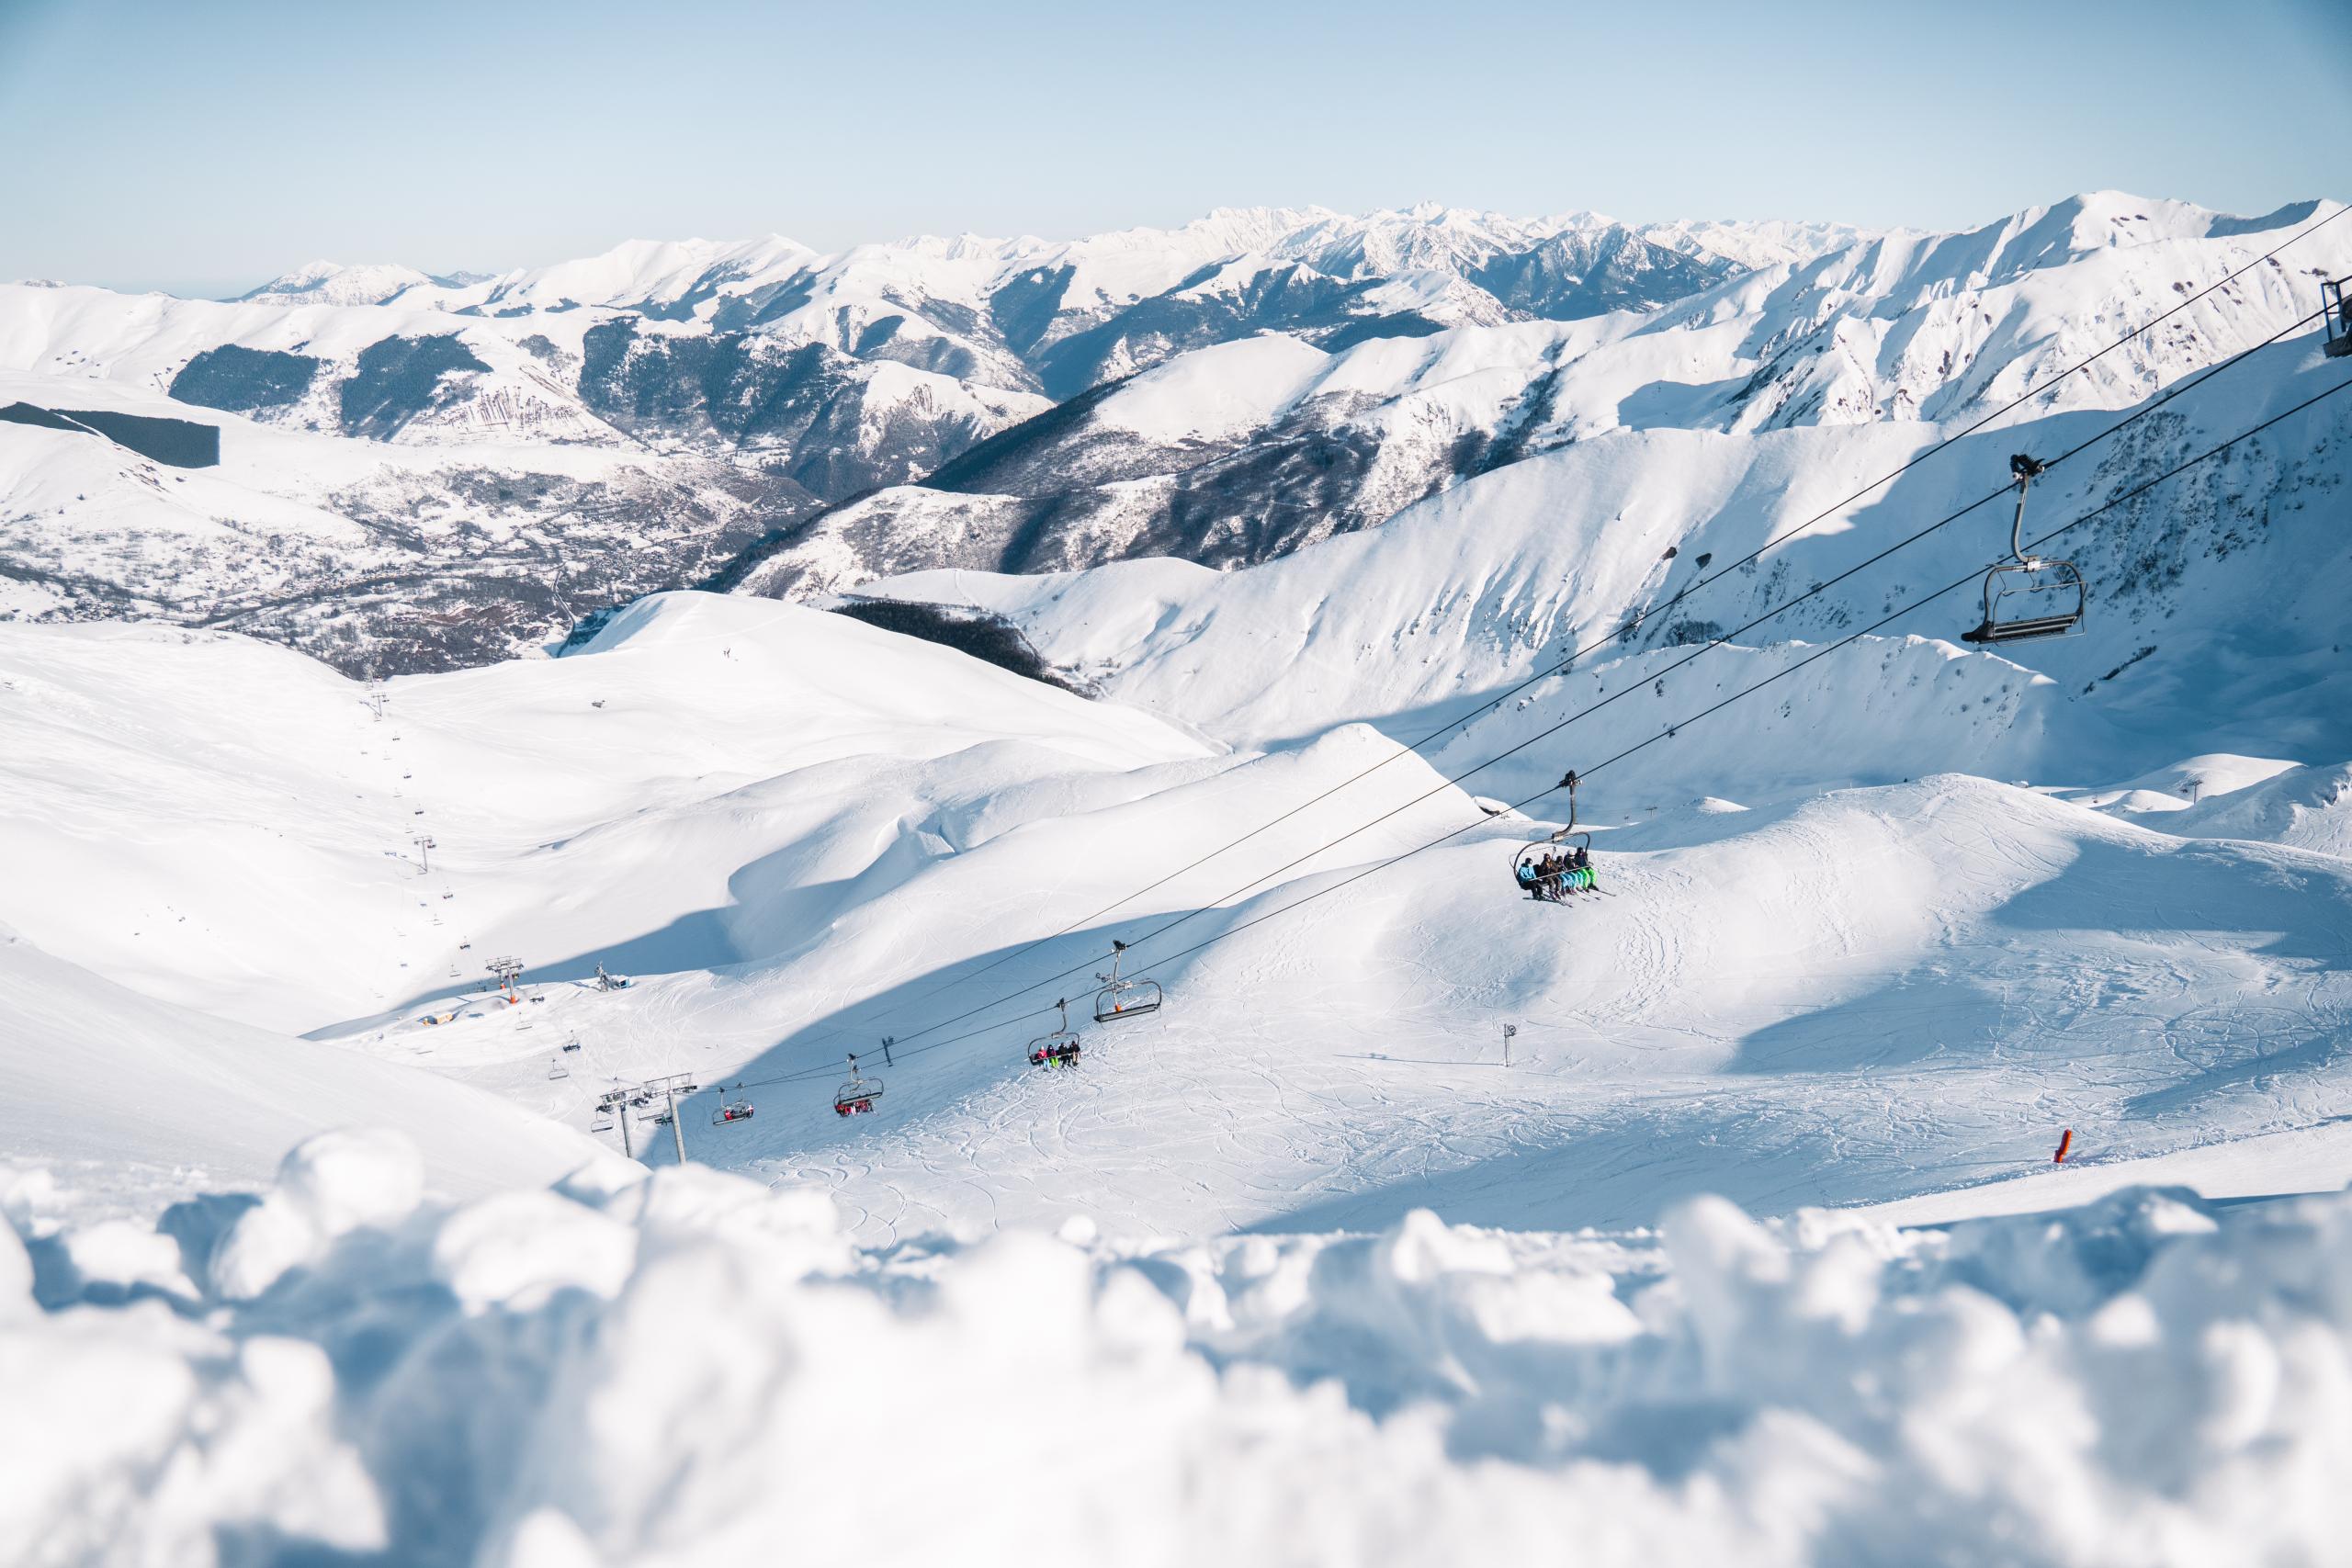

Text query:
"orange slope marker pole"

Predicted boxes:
[[2053, 1129, 2073, 1165]]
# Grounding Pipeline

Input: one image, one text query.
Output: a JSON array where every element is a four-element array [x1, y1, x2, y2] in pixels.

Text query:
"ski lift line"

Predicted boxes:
[[726, 373, 2352, 1100], [1074, 371, 2352, 1001], [810, 219, 2351, 1038], [792, 300, 2334, 1061]]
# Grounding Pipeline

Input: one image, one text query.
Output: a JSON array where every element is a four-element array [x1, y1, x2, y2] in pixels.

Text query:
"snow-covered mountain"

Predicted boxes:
[[6, 165, 2351, 1551], [0, 203, 1781, 671], [729, 192, 2352, 603], [5, 191, 2340, 683]]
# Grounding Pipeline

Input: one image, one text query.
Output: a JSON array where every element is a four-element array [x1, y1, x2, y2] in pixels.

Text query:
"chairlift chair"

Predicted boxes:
[[1091, 940, 1162, 1023], [1961, 455, 2086, 646], [1027, 998, 1083, 1068], [833, 1055, 883, 1116], [2324, 276, 2352, 359], [1510, 771, 1598, 899], [548, 1058, 570, 1080], [712, 1083, 756, 1125], [591, 1108, 614, 1134]]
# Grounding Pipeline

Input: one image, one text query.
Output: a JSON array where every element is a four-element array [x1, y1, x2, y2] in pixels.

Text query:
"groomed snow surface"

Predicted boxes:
[[12, 1138, 2352, 1566], [6, 583, 2352, 1564]]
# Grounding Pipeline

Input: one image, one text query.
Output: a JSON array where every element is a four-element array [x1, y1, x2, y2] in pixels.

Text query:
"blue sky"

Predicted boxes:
[[2, 0, 2344, 297]]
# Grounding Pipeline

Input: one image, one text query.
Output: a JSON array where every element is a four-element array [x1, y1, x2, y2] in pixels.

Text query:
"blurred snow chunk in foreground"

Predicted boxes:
[[5, 1137, 2351, 1566]]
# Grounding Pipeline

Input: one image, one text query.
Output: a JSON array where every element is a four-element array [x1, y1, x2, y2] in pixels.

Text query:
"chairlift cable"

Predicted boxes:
[[1071, 371, 2352, 1000], [820, 208, 2352, 1037], [729, 369, 2352, 1097], [750, 302, 2330, 1072]]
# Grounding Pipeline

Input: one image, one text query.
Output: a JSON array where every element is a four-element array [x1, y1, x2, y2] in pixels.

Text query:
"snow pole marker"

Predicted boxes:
[[1502, 1023, 1515, 1067], [2053, 1129, 2073, 1165]]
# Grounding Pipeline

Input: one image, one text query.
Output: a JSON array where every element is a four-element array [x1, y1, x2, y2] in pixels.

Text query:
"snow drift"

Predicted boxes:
[[8, 1142, 2352, 1567]]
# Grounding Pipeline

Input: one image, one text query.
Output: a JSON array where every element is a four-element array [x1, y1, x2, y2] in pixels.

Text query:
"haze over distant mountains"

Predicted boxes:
[[0, 193, 2338, 676]]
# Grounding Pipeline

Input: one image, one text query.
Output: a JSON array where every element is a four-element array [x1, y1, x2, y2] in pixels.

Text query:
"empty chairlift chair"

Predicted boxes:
[[2324, 276, 2352, 359], [1961, 455, 2085, 646], [1027, 998, 1083, 1068], [833, 1055, 883, 1117], [1092, 940, 1162, 1023]]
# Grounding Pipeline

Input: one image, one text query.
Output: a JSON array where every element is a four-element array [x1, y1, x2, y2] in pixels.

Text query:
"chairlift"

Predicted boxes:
[[1091, 940, 1162, 1023], [1961, 455, 2086, 646], [1026, 998, 1083, 1068], [591, 1108, 614, 1133], [548, 1058, 570, 1080], [561, 1039, 582, 1053], [2324, 276, 2352, 359], [712, 1082, 756, 1125], [833, 1054, 883, 1116], [1510, 771, 1598, 900]]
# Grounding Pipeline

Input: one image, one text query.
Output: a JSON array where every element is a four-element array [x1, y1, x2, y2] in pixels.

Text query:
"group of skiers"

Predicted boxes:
[[1516, 842, 1594, 901]]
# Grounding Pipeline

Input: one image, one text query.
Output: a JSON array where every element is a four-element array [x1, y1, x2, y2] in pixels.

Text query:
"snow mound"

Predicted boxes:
[[2165, 761, 2352, 861], [0, 931, 620, 1219], [9, 1150, 2352, 1566]]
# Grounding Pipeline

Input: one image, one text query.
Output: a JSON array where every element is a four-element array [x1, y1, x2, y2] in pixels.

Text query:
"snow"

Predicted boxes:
[[238, 261, 442, 308], [0, 928, 621, 1218], [861, 317, 2352, 764], [6, 186, 2352, 1553], [0, 595, 1208, 1033], [10, 1149, 2352, 1563], [1637, 216, 1894, 272], [1090, 333, 1333, 442]]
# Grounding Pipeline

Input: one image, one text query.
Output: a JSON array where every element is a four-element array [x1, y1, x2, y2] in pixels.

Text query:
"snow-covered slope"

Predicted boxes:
[[17, 1154, 2352, 1565], [6, 592, 2348, 1244], [8, 189, 2352, 1564], [27, 192, 2315, 678], [0, 276, 1048, 670], [0, 927, 619, 1215], [0, 596, 1208, 1035], [1636, 214, 1893, 271], [733, 192, 2351, 606], [0, 202, 1771, 672]]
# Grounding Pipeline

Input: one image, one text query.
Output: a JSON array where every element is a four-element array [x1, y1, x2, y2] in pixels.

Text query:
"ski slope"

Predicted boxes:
[[5, 558, 2349, 1568], [4, 592, 2346, 1247], [0, 594, 1209, 1035], [6, 189, 2351, 1563], [0, 930, 622, 1222]]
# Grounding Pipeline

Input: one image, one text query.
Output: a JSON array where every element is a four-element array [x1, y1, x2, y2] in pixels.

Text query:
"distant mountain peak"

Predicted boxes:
[[239, 261, 439, 307]]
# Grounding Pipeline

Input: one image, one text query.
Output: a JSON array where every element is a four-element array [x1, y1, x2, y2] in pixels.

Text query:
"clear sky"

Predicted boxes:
[[2, 0, 2344, 298]]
